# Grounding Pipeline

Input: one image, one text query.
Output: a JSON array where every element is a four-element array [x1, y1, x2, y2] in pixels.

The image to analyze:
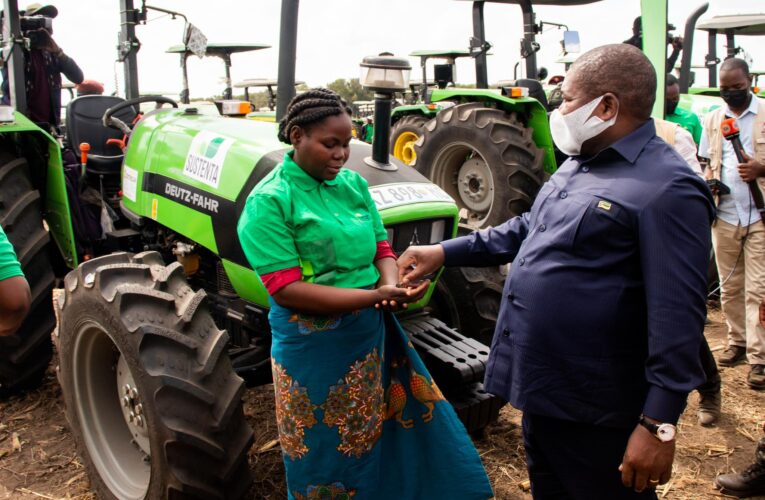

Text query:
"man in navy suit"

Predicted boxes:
[[398, 44, 714, 500]]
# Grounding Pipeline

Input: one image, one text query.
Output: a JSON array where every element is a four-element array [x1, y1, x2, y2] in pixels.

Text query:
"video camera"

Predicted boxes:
[[20, 15, 52, 49]]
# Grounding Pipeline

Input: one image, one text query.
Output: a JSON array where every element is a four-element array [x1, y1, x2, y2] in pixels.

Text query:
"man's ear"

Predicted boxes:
[[597, 93, 620, 121]]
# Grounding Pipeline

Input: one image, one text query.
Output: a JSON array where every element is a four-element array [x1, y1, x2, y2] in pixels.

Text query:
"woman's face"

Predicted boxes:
[[291, 114, 353, 181]]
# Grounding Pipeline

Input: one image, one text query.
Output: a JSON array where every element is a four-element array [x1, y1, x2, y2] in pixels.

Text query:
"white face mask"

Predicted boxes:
[[549, 95, 618, 156]]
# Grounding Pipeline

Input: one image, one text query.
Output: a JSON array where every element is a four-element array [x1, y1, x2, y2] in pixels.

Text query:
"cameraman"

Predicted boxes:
[[623, 16, 683, 73], [1, 3, 83, 130]]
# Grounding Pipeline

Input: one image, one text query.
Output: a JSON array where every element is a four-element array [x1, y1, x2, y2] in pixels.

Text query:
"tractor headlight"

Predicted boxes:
[[429, 220, 445, 244], [360, 56, 411, 93]]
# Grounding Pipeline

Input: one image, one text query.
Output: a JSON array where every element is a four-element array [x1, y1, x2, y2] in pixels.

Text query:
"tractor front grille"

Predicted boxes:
[[386, 217, 454, 255]]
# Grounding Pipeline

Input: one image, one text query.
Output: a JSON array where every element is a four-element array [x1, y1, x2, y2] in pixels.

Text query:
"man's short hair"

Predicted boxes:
[[666, 73, 679, 87], [720, 58, 750, 77], [569, 44, 656, 120]]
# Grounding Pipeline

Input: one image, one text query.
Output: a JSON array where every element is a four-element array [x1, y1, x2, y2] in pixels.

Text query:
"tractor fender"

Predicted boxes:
[[0, 111, 77, 268], [429, 88, 557, 173]]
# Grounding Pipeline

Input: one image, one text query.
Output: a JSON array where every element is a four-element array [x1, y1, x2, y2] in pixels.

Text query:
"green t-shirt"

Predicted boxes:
[[237, 151, 388, 289], [666, 106, 702, 145], [0, 225, 23, 281]]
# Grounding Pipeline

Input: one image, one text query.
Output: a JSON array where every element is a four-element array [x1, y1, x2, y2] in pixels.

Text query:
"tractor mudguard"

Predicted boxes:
[[0, 111, 77, 268], [429, 88, 557, 173]]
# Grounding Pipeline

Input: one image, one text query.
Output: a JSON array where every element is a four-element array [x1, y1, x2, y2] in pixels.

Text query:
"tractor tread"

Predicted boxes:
[[59, 253, 253, 498]]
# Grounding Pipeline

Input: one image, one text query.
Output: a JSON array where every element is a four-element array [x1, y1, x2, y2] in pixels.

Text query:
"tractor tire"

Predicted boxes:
[[431, 266, 505, 347], [413, 102, 545, 229], [0, 152, 56, 399], [57, 252, 254, 500], [428, 225, 506, 346], [390, 115, 429, 165]]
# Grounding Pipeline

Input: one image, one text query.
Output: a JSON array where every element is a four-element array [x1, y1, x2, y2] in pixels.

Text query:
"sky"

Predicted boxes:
[[43, 0, 765, 101]]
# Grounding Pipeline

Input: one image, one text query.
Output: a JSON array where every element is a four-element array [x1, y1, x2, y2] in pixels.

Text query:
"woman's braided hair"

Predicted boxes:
[[277, 88, 353, 144]]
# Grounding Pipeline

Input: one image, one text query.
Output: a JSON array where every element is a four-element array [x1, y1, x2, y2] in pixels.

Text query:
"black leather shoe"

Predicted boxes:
[[716, 461, 765, 498], [718, 345, 747, 367], [748, 364, 765, 390]]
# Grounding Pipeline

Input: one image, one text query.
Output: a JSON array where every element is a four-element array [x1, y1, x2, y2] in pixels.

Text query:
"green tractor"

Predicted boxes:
[[389, 49, 473, 165], [0, 0, 503, 497], [387, 0, 670, 230], [673, 4, 764, 118]]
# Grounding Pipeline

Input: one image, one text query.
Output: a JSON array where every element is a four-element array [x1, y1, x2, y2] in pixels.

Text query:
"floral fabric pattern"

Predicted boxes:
[[293, 482, 357, 500], [272, 361, 318, 460], [323, 349, 384, 457], [290, 313, 342, 335]]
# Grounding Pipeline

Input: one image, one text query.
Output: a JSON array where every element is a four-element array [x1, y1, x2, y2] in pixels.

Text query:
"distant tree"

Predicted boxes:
[[326, 78, 374, 104]]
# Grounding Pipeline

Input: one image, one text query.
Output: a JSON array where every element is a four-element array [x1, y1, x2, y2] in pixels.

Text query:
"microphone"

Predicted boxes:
[[721, 117, 765, 225]]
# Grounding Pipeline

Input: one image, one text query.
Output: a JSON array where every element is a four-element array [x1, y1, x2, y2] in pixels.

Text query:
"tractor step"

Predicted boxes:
[[399, 313, 505, 434], [400, 313, 491, 390]]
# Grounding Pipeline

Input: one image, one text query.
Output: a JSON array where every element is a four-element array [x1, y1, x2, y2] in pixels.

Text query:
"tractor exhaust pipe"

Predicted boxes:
[[276, 0, 299, 122], [679, 2, 709, 93]]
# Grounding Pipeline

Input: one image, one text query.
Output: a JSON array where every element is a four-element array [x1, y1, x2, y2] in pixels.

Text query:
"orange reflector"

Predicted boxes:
[[220, 100, 253, 116], [509, 87, 529, 98], [426, 104, 438, 110]]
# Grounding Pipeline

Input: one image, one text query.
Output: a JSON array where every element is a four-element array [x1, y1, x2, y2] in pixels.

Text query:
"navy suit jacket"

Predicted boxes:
[[442, 120, 715, 428]]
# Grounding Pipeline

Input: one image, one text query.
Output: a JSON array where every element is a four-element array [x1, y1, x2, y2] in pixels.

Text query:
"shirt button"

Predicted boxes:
[[507, 292, 514, 301], [502, 328, 510, 337], [538, 224, 546, 232], [582, 166, 590, 173], [518, 257, 525, 266], [560, 191, 568, 199]]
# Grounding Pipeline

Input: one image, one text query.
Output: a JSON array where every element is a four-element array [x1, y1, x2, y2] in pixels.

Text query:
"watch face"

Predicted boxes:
[[656, 423, 676, 442]]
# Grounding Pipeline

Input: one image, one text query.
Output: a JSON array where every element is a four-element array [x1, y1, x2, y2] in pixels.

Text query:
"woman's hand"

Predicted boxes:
[[374, 280, 431, 312]]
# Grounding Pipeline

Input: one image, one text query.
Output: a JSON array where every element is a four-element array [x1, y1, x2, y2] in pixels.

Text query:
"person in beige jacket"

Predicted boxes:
[[699, 58, 765, 390]]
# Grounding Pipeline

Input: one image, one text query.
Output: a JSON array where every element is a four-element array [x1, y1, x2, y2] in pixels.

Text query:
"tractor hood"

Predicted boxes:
[[696, 14, 765, 35]]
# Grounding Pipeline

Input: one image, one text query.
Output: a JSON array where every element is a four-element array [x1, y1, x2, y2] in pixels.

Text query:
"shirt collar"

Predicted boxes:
[[724, 92, 758, 118], [281, 151, 338, 191], [581, 119, 655, 165]]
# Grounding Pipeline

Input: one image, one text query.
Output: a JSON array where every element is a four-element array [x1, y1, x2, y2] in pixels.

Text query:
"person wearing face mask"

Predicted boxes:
[[664, 74, 702, 145], [699, 58, 765, 390], [397, 44, 714, 499]]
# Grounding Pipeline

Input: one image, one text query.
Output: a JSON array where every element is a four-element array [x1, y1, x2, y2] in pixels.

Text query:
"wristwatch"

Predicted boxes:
[[639, 415, 676, 442]]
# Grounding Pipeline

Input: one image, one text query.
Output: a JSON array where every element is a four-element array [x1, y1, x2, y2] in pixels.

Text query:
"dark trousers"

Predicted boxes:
[[522, 413, 658, 500], [698, 336, 721, 394]]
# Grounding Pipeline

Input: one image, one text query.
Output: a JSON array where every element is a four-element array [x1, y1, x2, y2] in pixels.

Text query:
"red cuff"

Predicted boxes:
[[375, 240, 397, 261], [260, 267, 302, 295]]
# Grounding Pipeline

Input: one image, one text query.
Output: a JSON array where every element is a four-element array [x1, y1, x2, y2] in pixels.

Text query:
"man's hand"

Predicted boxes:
[[737, 152, 765, 183], [374, 280, 430, 312], [396, 245, 445, 287], [619, 423, 675, 493], [670, 36, 683, 51]]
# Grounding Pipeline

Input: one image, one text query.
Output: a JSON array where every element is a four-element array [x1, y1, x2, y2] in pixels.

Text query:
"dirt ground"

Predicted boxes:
[[1, 305, 764, 499]]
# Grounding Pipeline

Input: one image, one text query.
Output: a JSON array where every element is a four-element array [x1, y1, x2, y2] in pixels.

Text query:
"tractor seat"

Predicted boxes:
[[65, 95, 138, 176], [501, 78, 549, 111]]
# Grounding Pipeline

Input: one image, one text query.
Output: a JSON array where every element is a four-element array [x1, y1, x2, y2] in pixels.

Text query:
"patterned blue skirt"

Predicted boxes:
[[268, 302, 494, 500]]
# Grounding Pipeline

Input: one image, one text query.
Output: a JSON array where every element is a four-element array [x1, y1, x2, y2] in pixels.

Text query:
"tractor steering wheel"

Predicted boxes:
[[103, 95, 179, 136]]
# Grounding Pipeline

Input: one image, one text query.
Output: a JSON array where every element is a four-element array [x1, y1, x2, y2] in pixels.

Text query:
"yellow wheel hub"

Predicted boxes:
[[393, 131, 419, 165]]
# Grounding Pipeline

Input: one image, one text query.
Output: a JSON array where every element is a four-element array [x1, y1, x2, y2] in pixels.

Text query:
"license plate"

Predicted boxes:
[[369, 183, 454, 211]]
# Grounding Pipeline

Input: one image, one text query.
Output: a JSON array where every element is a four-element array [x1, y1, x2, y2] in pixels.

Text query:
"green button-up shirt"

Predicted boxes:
[[0, 225, 23, 281], [237, 152, 388, 289], [667, 106, 702, 145]]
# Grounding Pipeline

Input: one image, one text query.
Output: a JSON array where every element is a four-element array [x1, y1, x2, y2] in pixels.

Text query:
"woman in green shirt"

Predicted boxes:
[[237, 89, 492, 500]]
